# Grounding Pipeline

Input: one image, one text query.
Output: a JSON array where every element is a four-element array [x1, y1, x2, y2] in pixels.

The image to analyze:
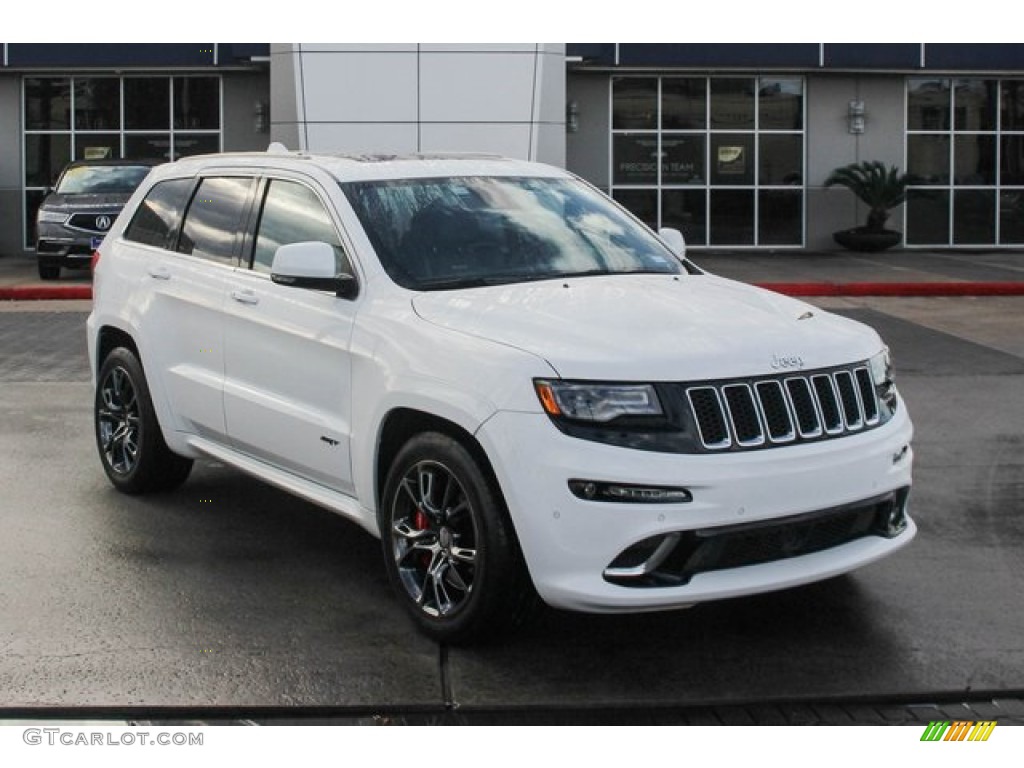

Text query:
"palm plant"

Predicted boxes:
[[825, 161, 908, 232]]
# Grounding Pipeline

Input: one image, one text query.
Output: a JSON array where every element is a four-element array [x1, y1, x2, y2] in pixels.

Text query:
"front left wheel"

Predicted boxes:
[[95, 346, 193, 494], [381, 432, 536, 644]]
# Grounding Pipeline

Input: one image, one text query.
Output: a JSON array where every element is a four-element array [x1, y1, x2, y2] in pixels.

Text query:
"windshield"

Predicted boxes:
[[340, 176, 683, 290], [56, 164, 152, 195]]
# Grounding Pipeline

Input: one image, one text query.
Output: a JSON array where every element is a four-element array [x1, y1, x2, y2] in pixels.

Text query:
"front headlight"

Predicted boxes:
[[868, 347, 893, 386], [534, 380, 663, 422], [868, 347, 898, 409], [37, 209, 68, 223]]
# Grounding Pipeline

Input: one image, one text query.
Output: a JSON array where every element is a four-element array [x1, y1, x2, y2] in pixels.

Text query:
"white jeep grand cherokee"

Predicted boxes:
[[88, 149, 915, 643]]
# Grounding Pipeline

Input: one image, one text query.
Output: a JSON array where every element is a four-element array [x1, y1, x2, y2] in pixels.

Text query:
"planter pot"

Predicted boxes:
[[833, 228, 902, 252]]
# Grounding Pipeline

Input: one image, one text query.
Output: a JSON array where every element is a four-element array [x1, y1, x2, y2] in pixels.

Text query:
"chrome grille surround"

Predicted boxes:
[[685, 364, 883, 452]]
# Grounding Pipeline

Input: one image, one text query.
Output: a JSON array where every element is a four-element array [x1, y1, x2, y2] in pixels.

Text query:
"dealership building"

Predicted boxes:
[[1, 42, 1022, 256]]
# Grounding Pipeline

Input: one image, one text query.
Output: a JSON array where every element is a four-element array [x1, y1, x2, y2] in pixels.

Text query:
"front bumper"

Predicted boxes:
[[477, 406, 914, 613], [37, 221, 109, 267]]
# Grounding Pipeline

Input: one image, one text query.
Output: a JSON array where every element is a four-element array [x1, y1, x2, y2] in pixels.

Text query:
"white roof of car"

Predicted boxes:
[[157, 149, 570, 183]]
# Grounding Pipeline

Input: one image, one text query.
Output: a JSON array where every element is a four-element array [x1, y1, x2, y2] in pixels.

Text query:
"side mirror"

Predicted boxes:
[[270, 241, 358, 300], [658, 227, 687, 259]]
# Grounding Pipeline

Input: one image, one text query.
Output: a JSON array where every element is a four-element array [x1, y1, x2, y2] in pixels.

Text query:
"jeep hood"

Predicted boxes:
[[411, 274, 883, 381]]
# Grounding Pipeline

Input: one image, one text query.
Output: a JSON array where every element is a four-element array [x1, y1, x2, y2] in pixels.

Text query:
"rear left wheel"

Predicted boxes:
[[95, 347, 192, 494]]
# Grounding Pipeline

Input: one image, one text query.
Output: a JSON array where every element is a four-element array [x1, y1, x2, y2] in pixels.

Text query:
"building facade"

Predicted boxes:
[[566, 43, 1024, 250], [2, 42, 1022, 257]]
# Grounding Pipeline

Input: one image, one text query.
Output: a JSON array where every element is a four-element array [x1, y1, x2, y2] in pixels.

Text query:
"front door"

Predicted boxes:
[[222, 177, 358, 494]]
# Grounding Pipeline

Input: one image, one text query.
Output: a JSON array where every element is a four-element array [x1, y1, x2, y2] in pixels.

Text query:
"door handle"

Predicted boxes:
[[230, 289, 259, 306], [147, 266, 171, 280]]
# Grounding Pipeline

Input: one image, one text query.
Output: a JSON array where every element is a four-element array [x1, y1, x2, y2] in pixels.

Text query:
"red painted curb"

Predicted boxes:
[[755, 282, 1024, 297], [0, 285, 93, 300]]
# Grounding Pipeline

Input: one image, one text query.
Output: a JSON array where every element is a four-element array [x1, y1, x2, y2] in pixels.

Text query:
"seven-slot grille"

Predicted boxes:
[[685, 365, 880, 451]]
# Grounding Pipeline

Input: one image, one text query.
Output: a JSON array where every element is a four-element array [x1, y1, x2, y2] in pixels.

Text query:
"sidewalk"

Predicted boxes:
[[1, 249, 1024, 300]]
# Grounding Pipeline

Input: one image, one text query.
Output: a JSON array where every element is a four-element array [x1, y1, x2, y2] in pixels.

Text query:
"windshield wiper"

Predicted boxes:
[[415, 275, 524, 291]]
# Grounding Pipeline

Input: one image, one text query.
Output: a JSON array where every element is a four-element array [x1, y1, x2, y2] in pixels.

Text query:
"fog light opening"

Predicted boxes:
[[878, 488, 910, 537], [605, 532, 682, 580]]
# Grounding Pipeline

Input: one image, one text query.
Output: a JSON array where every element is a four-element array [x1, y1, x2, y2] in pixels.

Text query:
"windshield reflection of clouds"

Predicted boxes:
[[342, 177, 679, 290], [58, 165, 151, 195]]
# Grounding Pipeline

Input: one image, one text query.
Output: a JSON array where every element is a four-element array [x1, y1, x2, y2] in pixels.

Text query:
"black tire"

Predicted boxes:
[[94, 346, 193, 494], [38, 263, 60, 280], [380, 432, 536, 644]]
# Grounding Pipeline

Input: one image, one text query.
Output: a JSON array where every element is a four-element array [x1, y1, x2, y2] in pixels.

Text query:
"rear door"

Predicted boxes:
[[127, 173, 256, 442], [221, 173, 359, 494]]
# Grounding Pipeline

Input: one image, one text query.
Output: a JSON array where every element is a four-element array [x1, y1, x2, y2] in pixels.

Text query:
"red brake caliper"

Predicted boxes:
[[414, 508, 429, 530], [414, 509, 431, 567]]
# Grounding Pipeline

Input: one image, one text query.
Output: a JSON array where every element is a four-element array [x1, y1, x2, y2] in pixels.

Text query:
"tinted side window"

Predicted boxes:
[[123, 178, 194, 249], [177, 176, 254, 265], [252, 179, 349, 274]]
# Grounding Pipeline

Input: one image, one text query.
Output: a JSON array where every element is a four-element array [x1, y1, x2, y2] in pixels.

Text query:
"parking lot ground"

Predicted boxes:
[[0, 300, 1022, 724]]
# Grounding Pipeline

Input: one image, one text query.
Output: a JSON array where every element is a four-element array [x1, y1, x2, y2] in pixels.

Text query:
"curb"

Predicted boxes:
[[0, 285, 93, 301]]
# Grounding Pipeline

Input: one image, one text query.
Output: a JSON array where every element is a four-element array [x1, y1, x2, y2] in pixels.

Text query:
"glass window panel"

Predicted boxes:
[[710, 134, 754, 185], [953, 189, 996, 244], [124, 178, 195, 250], [953, 134, 995, 185], [758, 190, 802, 245], [759, 134, 802, 185], [173, 133, 220, 160], [174, 77, 219, 130], [906, 189, 950, 245], [74, 134, 120, 161], [907, 134, 950, 184], [125, 134, 172, 161], [662, 189, 706, 245], [710, 78, 755, 129], [253, 180, 344, 273], [954, 79, 997, 132], [1000, 80, 1024, 131], [662, 78, 705, 129], [612, 189, 658, 230], [612, 78, 657, 130], [709, 189, 754, 245], [74, 78, 120, 130], [759, 78, 803, 130], [1000, 191, 1024, 244], [1001, 135, 1024, 185], [25, 189, 47, 249], [177, 176, 254, 265], [24, 134, 71, 188], [613, 134, 659, 185], [124, 78, 169, 130], [662, 135, 705, 184], [25, 78, 71, 130], [908, 78, 950, 131]]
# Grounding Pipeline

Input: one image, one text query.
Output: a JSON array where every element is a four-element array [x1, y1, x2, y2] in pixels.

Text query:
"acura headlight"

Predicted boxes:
[[37, 209, 68, 223], [534, 380, 663, 422]]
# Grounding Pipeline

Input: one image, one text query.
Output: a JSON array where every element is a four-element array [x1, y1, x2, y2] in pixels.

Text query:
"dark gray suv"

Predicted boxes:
[[35, 159, 155, 280]]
